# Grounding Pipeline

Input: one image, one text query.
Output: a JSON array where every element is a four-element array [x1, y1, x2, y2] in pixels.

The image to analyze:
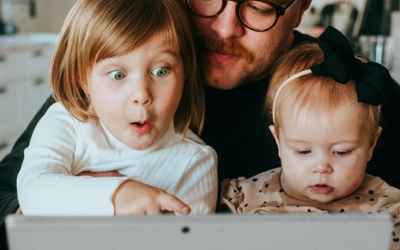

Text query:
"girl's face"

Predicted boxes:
[[270, 102, 381, 203], [87, 33, 184, 150]]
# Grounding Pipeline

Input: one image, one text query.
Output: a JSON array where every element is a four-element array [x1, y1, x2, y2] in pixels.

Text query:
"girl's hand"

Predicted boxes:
[[112, 180, 191, 215], [77, 171, 123, 177]]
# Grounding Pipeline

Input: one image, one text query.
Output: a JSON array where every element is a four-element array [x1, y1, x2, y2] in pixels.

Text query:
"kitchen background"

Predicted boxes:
[[1, 0, 400, 159]]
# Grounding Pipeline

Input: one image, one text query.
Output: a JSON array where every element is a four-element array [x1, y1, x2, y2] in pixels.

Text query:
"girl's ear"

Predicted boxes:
[[269, 125, 281, 157], [82, 84, 89, 95], [368, 126, 382, 161], [76, 69, 89, 95]]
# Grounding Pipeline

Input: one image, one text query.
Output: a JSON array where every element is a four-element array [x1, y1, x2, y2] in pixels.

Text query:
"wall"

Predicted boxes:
[[300, 0, 372, 38], [7, 0, 76, 33]]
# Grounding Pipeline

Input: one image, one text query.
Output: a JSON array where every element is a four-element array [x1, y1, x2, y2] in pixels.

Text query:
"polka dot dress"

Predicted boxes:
[[220, 167, 400, 250]]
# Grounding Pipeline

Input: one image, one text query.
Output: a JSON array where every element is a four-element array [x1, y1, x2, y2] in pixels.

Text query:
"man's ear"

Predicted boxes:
[[368, 126, 382, 161], [294, 0, 313, 27], [299, 0, 312, 13], [269, 125, 281, 157]]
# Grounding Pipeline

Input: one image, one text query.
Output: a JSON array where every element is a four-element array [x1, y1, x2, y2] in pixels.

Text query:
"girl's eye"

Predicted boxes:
[[151, 67, 170, 77], [108, 70, 126, 80]]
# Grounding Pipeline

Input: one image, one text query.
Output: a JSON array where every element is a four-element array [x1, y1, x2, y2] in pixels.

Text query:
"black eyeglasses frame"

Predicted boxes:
[[185, 0, 298, 32]]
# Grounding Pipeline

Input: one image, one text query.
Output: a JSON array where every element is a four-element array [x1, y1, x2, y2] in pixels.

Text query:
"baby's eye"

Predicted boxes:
[[334, 151, 350, 156], [151, 67, 170, 77], [108, 70, 126, 80], [297, 150, 311, 155]]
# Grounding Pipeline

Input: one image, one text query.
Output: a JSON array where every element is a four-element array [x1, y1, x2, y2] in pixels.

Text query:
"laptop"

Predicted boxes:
[[5, 213, 393, 250]]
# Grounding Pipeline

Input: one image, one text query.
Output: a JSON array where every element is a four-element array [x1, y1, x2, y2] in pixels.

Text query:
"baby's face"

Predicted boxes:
[[271, 102, 378, 203]]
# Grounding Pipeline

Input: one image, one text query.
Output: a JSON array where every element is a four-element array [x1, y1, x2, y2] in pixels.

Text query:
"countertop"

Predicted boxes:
[[0, 33, 59, 51]]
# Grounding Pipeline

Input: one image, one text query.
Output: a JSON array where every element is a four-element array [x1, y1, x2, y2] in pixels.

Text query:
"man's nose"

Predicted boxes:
[[210, 1, 244, 39]]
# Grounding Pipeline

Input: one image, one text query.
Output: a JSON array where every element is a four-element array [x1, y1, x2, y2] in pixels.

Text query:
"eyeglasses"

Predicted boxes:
[[185, 0, 297, 32]]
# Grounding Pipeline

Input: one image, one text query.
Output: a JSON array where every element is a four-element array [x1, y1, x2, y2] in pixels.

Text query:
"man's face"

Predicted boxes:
[[188, 0, 310, 89]]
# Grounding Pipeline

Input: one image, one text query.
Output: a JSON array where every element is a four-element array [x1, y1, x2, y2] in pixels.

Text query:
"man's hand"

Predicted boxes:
[[77, 171, 123, 177], [112, 180, 191, 215]]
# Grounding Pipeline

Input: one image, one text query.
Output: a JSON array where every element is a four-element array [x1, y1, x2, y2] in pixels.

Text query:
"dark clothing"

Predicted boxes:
[[202, 78, 276, 182], [201, 32, 311, 182], [202, 31, 317, 184], [0, 97, 55, 247], [1, 30, 400, 246]]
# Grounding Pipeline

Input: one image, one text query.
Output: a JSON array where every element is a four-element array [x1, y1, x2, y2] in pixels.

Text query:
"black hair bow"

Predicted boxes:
[[310, 26, 399, 106]]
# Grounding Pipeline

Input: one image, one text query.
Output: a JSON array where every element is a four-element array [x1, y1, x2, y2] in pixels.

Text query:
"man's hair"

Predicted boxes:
[[51, 0, 204, 134], [265, 43, 380, 142]]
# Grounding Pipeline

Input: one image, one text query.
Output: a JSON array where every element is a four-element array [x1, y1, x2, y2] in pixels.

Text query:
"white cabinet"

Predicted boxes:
[[0, 33, 58, 160]]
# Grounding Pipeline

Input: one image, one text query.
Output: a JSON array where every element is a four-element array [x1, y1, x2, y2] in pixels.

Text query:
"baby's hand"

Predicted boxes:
[[112, 180, 191, 215]]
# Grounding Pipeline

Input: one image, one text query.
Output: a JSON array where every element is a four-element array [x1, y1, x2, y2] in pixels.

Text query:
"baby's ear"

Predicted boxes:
[[269, 125, 277, 138], [269, 125, 280, 156], [368, 126, 382, 161]]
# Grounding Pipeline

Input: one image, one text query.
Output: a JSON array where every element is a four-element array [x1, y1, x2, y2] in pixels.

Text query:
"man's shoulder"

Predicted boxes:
[[292, 30, 317, 48]]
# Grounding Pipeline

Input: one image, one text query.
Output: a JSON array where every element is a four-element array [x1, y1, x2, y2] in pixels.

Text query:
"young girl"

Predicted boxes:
[[221, 26, 400, 249], [17, 0, 218, 216]]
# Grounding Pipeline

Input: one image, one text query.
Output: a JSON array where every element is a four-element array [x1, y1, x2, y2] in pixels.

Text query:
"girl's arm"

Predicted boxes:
[[16, 103, 125, 216], [173, 144, 218, 214], [17, 103, 191, 216]]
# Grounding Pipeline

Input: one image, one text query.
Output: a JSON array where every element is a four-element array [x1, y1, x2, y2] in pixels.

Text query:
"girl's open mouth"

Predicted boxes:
[[130, 121, 151, 134]]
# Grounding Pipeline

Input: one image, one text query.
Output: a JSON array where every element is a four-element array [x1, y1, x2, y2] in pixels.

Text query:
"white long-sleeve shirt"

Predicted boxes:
[[17, 102, 218, 215]]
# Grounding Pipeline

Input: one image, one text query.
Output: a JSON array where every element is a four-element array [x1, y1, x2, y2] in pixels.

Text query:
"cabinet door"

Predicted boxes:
[[26, 46, 54, 77], [0, 51, 30, 82], [25, 76, 52, 124], [0, 81, 25, 138]]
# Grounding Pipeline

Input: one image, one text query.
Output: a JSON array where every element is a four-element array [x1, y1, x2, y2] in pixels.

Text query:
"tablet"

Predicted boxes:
[[5, 213, 393, 250]]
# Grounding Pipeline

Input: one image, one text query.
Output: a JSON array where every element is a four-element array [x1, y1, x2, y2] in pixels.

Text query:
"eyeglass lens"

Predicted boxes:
[[186, 0, 279, 31]]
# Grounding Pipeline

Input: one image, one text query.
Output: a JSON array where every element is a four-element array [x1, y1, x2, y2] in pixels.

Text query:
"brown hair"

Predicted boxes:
[[265, 43, 380, 141], [51, 0, 204, 134]]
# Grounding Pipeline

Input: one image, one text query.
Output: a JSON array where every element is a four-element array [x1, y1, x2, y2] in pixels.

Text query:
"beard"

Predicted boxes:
[[196, 31, 292, 89], [197, 35, 254, 62]]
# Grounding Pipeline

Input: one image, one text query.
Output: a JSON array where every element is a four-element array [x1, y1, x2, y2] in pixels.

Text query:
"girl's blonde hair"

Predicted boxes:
[[51, 0, 204, 134], [265, 43, 380, 142]]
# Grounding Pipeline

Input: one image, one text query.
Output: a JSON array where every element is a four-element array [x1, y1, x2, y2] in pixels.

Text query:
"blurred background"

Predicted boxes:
[[0, 0, 400, 160], [298, 0, 400, 82]]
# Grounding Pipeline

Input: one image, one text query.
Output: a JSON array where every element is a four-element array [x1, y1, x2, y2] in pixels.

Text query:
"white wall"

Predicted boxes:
[[8, 0, 377, 34], [300, 0, 370, 38], [9, 0, 76, 33]]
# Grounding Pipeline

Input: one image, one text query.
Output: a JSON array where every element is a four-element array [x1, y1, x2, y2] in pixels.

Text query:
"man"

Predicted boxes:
[[185, 0, 400, 191], [188, 0, 313, 182], [1, 0, 400, 247]]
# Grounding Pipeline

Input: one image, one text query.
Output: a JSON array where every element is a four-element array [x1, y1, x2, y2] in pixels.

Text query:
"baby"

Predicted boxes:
[[221, 26, 400, 249]]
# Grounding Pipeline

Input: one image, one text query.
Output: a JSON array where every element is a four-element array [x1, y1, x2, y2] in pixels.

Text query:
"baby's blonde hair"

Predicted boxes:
[[265, 43, 380, 142], [51, 0, 204, 134]]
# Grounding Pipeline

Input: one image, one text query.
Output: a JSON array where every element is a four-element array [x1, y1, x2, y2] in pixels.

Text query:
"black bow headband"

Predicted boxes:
[[310, 26, 399, 106]]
